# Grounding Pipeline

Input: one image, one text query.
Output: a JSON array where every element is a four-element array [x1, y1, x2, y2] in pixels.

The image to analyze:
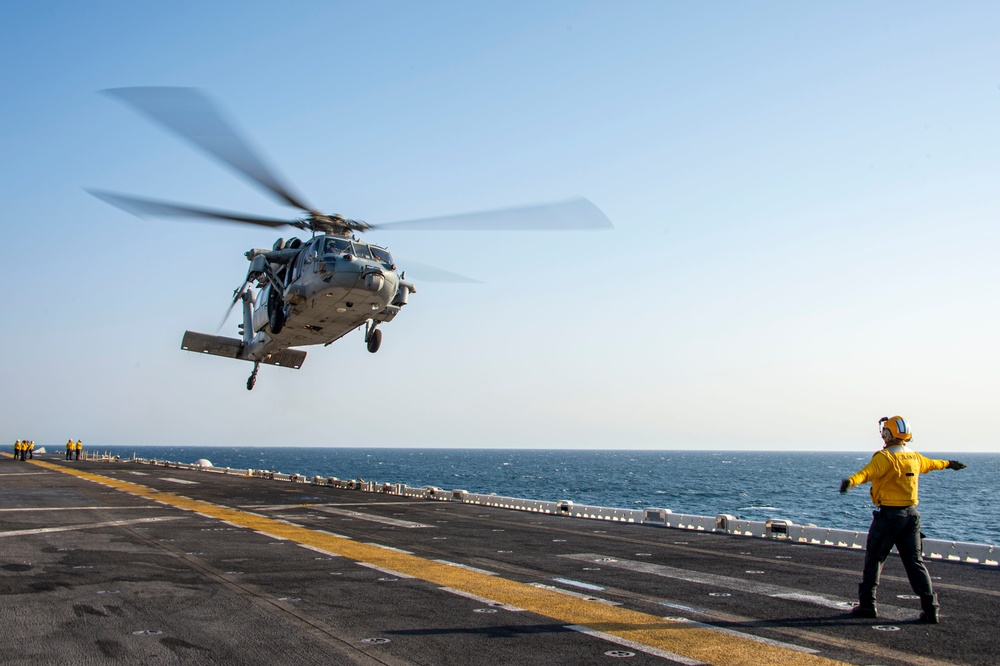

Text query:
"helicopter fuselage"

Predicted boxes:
[[180, 233, 415, 385], [241, 234, 414, 360]]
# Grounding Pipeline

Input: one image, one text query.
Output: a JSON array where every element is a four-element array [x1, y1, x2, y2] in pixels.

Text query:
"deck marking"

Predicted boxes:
[[253, 530, 287, 540], [0, 472, 52, 476], [365, 542, 414, 554], [659, 602, 703, 614], [438, 587, 525, 611], [562, 553, 915, 621], [242, 501, 432, 510], [566, 625, 706, 665], [0, 516, 182, 537], [553, 577, 605, 591], [297, 544, 344, 557], [668, 617, 819, 655], [161, 477, 198, 484], [248, 503, 433, 528], [31, 460, 852, 666], [531, 582, 622, 606], [316, 529, 353, 539], [311, 506, 432, 528], [356, 562, 415, 579], [433, 560, 498, 576], [0, 506, 163, 512]]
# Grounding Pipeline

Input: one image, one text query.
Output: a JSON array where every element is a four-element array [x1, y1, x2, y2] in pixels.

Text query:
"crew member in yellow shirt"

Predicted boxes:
[[14, 440, 22, 460], [27, 440, 34, 460], [840, 415, 966, 623], [74, 439, 82, 460], [66, 439, 74, 460]]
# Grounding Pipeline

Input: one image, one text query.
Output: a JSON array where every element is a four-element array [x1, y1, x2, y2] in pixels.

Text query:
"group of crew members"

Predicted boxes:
[[9, 439, 83, 460], [12, 440, 35, 460], [66, 439, 82, 460]]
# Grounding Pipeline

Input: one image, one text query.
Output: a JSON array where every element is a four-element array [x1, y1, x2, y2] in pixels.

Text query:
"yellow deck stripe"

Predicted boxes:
[[32, 460, 849, 666]]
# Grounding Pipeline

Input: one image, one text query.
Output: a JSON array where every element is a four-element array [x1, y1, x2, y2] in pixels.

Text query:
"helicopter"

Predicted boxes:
[[89, 87, 612, 390]]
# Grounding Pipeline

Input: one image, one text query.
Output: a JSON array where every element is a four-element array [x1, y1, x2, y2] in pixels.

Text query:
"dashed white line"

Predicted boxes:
[[438, 587, 525, 611], [433, 560, 498, 576], [566, 625, 706, 665], [356, 562, 414, 579], [0, 516, 183, 537], [552, 577, 605, 591]]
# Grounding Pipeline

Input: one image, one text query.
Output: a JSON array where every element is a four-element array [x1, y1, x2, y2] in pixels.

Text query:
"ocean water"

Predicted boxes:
[[92, 447, 1000, 546]]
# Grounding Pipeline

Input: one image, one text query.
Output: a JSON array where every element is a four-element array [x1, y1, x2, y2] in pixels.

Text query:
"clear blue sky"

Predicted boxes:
[[2, 2, 998, 451]]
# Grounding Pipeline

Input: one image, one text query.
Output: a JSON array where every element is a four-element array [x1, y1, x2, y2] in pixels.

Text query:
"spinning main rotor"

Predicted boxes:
[[88, 87, 612, 238]]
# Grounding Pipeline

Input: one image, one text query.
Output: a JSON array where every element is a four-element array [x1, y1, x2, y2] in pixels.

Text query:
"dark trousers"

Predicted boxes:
[[860, 505, 933, 603]]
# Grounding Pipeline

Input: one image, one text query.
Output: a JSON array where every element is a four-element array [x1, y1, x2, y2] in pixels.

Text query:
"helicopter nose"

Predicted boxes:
[[364, 273, 384, 292]]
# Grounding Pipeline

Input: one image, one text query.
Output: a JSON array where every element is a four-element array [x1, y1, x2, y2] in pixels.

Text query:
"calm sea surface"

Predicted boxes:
[[91, 447, 1000, 546]]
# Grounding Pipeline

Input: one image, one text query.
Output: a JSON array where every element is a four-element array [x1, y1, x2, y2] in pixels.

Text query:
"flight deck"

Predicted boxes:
[[1, 454, 997, 665]]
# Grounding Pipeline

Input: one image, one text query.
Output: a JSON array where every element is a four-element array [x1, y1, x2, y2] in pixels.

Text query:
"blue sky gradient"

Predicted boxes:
[[3, 3, 998, 451]]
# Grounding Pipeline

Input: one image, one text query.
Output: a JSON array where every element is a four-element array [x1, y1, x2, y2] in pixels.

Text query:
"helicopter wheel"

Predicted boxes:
[[269, 305, 286, 335], [366, 328, 382, 354], [247, 362, 259, 391]]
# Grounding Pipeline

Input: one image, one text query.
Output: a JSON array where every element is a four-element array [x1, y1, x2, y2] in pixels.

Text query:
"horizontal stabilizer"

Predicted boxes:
[[181, 331, 306, 369], [258, 348, 306, 369], [182, 331, 241, 359]]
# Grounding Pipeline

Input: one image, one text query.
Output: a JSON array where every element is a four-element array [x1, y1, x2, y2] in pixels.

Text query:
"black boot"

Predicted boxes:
[[919, 594, 939, 624], [852, 584, 878, 618]]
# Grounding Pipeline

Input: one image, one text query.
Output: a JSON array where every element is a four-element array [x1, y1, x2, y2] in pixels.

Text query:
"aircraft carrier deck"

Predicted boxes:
[[2, 454, 997, 665]]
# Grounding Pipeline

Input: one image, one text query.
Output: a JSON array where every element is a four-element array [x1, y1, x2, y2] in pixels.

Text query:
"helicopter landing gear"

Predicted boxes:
[[267, 288, 286, 335], [269, 304, 286, 335], [247, 362, 260, 391], [365, 323, 382, 353]]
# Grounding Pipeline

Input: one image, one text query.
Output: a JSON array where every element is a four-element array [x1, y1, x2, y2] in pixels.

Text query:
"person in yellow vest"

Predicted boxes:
[[840, 415, 967, 624], [14, 440, 21, 460], [66, 439, 74, 461], [27, 440, 34, 460], [74, 439, 82, 460]]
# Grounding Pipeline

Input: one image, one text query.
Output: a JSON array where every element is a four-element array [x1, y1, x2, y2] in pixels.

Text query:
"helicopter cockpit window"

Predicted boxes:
[[323, 237, 351, 255], [350, 243, 373, 260], [369, 246, 393, 266]]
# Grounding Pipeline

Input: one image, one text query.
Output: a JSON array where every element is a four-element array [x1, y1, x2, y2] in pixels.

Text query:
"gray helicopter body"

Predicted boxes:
[[182, 234, 414, 388], [91, 87, 610, 390]]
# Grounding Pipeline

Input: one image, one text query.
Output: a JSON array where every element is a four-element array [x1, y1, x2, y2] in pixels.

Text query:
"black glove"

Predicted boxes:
[[839, 478, 851, 493], [947, 460, 967, 470]]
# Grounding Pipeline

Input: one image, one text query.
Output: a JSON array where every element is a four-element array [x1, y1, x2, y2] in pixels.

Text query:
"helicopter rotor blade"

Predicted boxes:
[[369, 197, 612, 232], [393, 259, 481, 283], [217, 279, 252, 332], [87, 189, 304, 230], [102, 87, 315, 214]]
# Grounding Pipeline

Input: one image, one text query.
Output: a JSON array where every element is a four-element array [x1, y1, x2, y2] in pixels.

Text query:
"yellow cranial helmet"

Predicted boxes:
[[880, 415, 912, 442]]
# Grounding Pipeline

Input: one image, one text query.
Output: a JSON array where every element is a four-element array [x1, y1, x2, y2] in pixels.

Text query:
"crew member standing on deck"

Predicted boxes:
[[66, 439, 74, 460], [840, 416, 967, 623], [74, 439, 82, 460], [27, 440, 34, 460], [14, 440, 22, 460]]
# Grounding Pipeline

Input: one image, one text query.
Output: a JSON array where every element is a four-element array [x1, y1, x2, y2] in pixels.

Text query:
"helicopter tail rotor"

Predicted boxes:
[[217, 279, 253, 333]]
